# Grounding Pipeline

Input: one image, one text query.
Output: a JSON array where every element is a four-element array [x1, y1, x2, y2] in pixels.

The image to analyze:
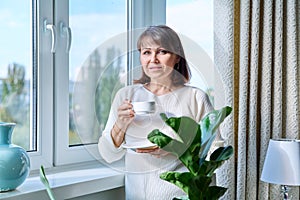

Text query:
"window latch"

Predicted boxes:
[[43, 19, 57, 53], [60, 22, 72, 53]]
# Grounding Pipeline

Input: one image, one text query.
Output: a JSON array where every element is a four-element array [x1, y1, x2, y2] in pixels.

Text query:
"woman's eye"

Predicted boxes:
[[157, 50, 168, 54], [142, 50, 151, 55]]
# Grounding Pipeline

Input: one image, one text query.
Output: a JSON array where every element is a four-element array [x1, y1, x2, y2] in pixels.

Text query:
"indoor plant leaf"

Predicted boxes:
[[205, 186, 228, 200], [160, 171, 193, 194], [198, 146, 234, 177], [148, 116, 201, 174], [147, 129, 172, 148], [210, 146, 234, 162], [199, 106, 232, 165], [40, 165, 56, 200]]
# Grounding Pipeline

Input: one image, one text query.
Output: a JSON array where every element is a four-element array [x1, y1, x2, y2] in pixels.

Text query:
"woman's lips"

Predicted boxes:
[[149, 66, 162, 70]]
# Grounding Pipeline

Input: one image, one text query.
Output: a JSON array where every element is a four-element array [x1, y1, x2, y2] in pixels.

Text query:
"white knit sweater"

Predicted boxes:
[[98, 84, 214, 200]]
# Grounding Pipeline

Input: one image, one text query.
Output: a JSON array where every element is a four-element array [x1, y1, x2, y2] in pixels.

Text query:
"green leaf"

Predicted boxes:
[[205, 186, 228, 200], [148, 129, 172, 148], [40, 165, 56, 200], [199, 106, 232, 164], [210, 146, 234, 162], [198, 146, 233, 176], [165, 116, 202, 173], [148, 116, 201, 173], [160, 113, 168, 121], [160, 172, 193, 194], [187, 175, 212, 199]]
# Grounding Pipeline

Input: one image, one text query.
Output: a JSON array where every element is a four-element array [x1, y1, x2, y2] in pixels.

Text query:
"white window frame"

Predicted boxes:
[[53, 0, 96, 166], [28, 0, 166, 169], [28, 0, 54, 170], [54, 0, 166, 166]]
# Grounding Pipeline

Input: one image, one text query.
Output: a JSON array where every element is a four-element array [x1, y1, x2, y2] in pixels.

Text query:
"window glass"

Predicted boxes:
[[0, 1, 35, 151], [69, 0, 126, 146], [166, 0, 214, 103]]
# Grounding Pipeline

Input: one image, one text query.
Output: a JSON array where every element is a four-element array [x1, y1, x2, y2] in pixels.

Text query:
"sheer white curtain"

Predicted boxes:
[[214, 0, 299, 199]]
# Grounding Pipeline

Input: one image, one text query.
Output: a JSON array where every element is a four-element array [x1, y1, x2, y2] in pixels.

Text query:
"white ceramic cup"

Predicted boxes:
[[131, 101, 155, 115]]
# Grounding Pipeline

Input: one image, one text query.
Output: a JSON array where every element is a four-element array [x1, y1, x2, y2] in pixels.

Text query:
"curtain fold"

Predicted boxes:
[[214, 0, 299, 199]]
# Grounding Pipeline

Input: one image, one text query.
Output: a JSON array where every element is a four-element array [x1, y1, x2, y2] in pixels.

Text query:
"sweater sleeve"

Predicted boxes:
[[98, 89, 126, 163], [193, 89, 214, 122]]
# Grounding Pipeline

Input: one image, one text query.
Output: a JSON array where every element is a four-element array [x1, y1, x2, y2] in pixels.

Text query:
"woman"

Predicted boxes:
[[98, 25, 214, 200]]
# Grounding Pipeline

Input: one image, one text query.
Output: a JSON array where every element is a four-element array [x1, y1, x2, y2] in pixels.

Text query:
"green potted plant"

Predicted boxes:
[[147, 106, 233, 200]]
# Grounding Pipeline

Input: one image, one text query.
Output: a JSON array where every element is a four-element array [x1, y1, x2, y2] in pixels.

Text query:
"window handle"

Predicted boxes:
[[60, 22, 72, 53], [43, 19, 57, 53]]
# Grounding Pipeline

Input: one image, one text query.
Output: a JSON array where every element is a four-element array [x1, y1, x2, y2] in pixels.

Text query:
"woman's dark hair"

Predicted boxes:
[[134, 25, 191, 86]]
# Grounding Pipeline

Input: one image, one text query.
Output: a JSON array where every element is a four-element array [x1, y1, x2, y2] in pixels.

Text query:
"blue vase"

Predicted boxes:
[[0, 122, 30, 192]]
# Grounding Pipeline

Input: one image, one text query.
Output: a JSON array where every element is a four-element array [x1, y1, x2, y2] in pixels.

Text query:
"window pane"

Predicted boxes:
[[166, 0, 214, 103], [69, 0, 126, 146], [0, 1, 35, 151]]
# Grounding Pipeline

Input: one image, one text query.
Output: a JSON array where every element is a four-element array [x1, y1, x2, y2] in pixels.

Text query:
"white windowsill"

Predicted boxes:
[[0, 161, 125, 200]]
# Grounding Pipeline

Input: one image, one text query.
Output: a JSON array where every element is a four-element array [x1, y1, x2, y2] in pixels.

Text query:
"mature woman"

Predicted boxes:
[[98, 25, 214, 200]]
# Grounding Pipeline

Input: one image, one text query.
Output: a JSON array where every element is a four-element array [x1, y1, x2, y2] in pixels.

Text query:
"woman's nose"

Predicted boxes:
[[150, 53, 158, 63]]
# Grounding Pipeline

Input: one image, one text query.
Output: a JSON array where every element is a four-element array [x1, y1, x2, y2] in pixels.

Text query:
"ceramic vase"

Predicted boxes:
[[0, 122, 30, 192]]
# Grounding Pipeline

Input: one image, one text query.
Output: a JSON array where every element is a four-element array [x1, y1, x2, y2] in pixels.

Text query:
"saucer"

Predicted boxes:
[[135, 111, 155, 116], [122, 141, 157, 150]]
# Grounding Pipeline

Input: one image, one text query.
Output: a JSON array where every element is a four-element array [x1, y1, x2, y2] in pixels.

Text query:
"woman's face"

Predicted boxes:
[[139, 40, 179, 82]]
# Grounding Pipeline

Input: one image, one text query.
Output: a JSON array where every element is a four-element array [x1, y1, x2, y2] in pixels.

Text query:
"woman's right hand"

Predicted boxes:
[[115, 99, 135, 131], [111, 100, 135, 147]]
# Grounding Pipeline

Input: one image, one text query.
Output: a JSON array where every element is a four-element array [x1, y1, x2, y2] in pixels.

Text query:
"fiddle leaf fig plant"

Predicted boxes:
[[147, 106, 233, 200]]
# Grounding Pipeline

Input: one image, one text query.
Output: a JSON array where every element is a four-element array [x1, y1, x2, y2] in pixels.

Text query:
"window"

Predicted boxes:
[[55, 0, 127, 165], [0, 0, 128, 169], [1, 0, 213, 170], [166, 0, 214, 104], [55, 0, 165, 165], [0, 0, 53, 170], [68, 0, 126, 146], [0, 1, 34, 151]]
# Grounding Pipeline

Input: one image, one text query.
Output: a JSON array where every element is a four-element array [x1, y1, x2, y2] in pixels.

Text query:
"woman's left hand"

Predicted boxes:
[[136, 147, 170, 157]]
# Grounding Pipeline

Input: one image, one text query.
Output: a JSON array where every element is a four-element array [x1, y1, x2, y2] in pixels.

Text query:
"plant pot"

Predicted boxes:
[[0, 122, 30, 192]]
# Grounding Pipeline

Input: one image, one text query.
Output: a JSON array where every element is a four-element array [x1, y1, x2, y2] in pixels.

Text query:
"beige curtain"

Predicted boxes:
[[214, 0, 299, 199]]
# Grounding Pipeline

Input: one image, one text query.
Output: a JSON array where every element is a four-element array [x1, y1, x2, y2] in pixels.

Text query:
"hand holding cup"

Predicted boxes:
[[131, 101, 156, 115]]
